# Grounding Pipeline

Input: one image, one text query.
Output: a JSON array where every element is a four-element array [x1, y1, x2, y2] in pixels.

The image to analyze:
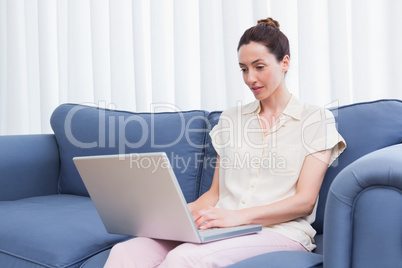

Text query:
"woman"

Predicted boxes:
[[105, 17, 346, 267]]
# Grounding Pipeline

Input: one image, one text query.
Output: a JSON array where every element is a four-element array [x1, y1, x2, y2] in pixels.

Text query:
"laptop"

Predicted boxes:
[[73, 152, 262, 243]]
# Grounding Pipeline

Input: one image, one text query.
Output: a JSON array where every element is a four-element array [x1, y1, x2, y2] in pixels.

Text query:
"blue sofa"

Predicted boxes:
[[0, 99, 401, 268]]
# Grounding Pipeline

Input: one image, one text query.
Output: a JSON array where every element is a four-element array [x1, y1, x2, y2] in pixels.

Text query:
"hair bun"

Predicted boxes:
[[257, 18, 280, 29]]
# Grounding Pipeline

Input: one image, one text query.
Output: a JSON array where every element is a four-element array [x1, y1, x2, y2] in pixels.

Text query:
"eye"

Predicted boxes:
[[256, 65, 265, 70], [240, 68, 248, 73]]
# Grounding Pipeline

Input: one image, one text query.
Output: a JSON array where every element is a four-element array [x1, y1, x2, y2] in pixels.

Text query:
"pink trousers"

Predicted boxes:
[[104, 229, 307, 268]]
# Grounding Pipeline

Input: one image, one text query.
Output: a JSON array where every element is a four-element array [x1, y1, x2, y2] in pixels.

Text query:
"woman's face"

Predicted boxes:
[[238, 42, 289, 101]]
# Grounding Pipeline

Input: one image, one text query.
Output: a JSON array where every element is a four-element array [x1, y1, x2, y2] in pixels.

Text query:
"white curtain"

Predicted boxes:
[[1, 0, 401, 135]]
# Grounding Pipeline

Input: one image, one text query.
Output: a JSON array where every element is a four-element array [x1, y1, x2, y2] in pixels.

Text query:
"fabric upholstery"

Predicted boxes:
[[50, 104, 209, 202], [227, 251, 323, 268], [0, 195, 129, 268], [1, 99, 402, 268], [0, 134, 59, 201], [79, 250, 111, 268], [324, 144, 402, 268], [198, 111, 221, 196], [313, 99, 402, 234]]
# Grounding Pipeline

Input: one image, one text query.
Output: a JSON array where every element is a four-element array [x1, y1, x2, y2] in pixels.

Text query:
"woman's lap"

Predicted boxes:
[[104, 237, 181, 268], [104, 229, 307, 268]]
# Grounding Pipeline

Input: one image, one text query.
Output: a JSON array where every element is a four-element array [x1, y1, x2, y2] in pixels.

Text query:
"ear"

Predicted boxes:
[[281, 55, 290, 73]]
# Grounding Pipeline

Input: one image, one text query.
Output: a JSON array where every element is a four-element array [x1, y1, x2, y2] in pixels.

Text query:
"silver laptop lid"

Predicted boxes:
[[73, 152, 202, 243]]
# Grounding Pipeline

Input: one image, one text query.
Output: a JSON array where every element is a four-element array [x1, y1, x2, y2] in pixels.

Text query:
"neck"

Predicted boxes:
[[259, 87, 291, 116]]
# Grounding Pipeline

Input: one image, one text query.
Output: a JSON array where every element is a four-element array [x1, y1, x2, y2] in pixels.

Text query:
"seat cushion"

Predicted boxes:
[[313, 234, 323, 255], [50, 104, 209, 202], [79, 237, 324, 268], [79, 249, 110, 268], [0, 195, 129, 268], [227, 251, 323, 268]]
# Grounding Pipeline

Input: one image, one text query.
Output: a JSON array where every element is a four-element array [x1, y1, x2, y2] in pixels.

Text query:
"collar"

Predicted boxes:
[[242, 99, 261, 115], [242, 94, 303, 121]]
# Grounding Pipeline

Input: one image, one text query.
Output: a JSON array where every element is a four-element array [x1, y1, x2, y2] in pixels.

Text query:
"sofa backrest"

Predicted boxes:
[[50, 100, 402, 235], [313, 99, 402, 234], [50, 104, 212, 202]]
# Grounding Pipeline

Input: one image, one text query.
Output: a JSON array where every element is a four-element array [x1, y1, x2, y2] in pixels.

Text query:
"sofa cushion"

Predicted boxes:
[[79, 249, 111, 268], [227, 251, 323, 268], [198, 111, 222, 196], [0, 195, 129, 268], [50, 104, 209, 201], [313, 99, 402, 234], [76, 234, 325, 268]]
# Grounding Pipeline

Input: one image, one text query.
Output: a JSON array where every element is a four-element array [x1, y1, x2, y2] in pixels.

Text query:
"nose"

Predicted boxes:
[[246, 70, 257, 86]]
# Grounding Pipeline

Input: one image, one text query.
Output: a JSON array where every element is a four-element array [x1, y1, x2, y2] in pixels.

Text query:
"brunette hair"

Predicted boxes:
[[237, 18, 290, 62]]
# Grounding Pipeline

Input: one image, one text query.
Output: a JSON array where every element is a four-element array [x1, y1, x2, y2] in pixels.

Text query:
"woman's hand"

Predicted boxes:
[[192, 206, 247, 230]]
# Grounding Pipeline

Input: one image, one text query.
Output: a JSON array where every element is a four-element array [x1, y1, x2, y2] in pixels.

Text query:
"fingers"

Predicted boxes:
[[198, 219, 218, 230], [195, 212, 214, 228], [192, 207, 218, 229], [192, 207, 242, 230]]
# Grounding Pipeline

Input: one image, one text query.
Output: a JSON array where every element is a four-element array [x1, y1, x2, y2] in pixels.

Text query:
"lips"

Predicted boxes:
[[251, 86, 263, 93]]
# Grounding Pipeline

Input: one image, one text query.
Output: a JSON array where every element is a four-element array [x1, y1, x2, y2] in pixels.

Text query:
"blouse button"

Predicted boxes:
[[241, 199, 246, 204]]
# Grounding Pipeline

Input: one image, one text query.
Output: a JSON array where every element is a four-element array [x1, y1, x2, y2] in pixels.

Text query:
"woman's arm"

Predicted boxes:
[[194, 149, 332, 229], [188, 156, 220, 215]]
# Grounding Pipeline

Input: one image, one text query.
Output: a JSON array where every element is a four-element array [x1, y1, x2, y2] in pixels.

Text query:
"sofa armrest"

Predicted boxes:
[[324, 143, 402, 268], [0, 134, 60, 201]]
